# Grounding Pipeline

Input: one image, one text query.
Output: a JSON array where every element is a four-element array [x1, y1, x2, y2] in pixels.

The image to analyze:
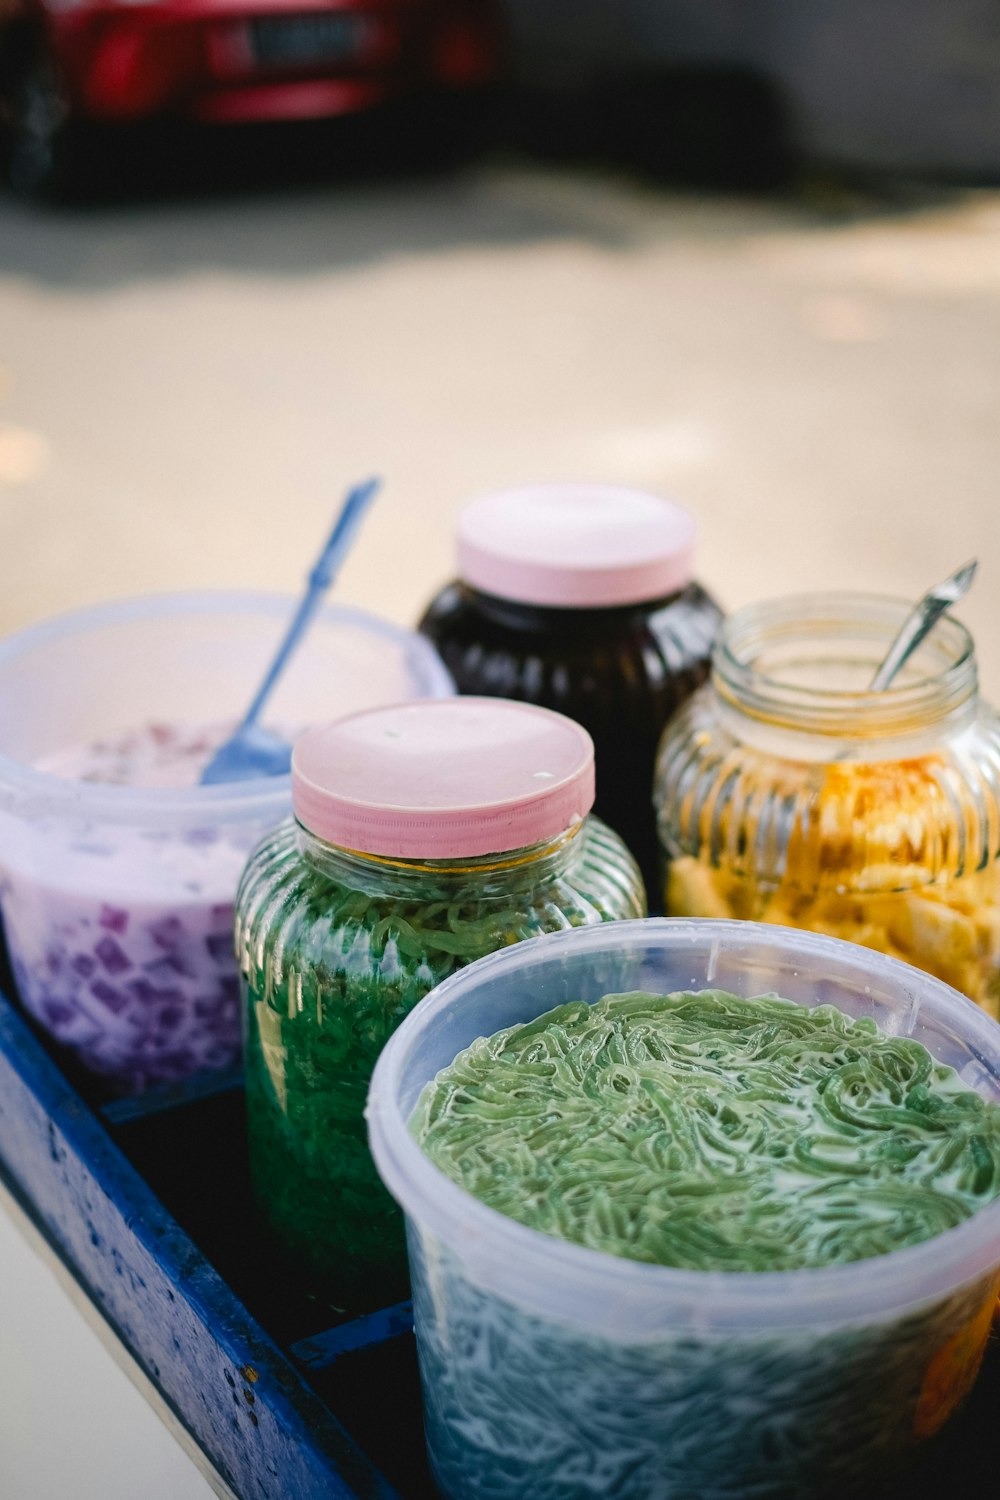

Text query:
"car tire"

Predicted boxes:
[[6, 54, 82, 201]]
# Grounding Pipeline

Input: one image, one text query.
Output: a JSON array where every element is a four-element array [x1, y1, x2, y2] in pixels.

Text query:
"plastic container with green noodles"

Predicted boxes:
[[367, 918, 1000, 1500], [235, 698, 644, 1309]]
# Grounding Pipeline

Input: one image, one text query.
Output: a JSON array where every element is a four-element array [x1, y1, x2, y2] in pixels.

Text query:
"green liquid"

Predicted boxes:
[[413, 989, 1000, 1271]]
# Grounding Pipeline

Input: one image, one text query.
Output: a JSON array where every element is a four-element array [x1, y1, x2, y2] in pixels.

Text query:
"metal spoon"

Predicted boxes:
[[868, 560, 978, 692], [200, 475, 381, 785]]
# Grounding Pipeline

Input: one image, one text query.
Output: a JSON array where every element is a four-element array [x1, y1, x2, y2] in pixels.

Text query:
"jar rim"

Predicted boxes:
[[297, 820, 584, 878], [713, 591, 977, 737]]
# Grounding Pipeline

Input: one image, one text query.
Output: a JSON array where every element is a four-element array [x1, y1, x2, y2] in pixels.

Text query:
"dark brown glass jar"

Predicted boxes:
[[418, 485, 722, 902]]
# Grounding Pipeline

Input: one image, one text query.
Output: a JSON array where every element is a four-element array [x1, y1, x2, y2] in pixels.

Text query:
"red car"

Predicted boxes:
[[0, 0, 504, 194]]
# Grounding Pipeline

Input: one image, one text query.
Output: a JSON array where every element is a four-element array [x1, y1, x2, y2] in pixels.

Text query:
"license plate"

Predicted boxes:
[[247, 12, 372, 67]]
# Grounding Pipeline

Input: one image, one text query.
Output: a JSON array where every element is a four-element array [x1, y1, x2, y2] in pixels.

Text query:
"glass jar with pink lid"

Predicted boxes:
[[235, 696, 645, 1310], [417, 485, 723, 904]]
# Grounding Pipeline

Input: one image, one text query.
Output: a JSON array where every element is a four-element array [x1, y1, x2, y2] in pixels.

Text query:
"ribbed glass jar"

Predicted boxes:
[[654, 593, 1000, 1017], [236, 814, 644, 1310]]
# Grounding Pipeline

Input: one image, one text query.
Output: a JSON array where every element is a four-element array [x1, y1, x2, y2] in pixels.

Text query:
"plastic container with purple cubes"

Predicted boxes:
[[0, 591, 452, 1094]]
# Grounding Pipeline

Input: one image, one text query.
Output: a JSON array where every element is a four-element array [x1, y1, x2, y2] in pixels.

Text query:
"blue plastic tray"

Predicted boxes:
[[0, 953, 997, 1500], [0, 963, 436, 1499]]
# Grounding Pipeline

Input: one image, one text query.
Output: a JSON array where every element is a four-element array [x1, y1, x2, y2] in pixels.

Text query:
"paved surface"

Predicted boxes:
[[0, 1185, 219, 1500], [1, 152, 999, 696]]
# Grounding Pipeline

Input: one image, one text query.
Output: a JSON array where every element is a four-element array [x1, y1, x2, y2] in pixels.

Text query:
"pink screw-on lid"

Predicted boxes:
[[292, 697, 595, 858], [457, 484, 697, 608]]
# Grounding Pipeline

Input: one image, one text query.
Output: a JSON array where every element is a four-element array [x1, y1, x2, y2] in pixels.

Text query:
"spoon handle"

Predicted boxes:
[[239, 476, 381, 731], [868, 559, 978, 693]]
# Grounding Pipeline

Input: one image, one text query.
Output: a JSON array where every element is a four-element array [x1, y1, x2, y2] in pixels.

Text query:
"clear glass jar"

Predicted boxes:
[[654, 593, 1000, 1018], [418, 485, 722, 904], [235, 700, 644, 1311]]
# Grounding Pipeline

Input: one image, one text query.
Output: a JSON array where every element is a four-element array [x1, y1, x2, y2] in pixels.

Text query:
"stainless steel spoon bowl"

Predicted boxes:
[[869, 560, 978, 693]]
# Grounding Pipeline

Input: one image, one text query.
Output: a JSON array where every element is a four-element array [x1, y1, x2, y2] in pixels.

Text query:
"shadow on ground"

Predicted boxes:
[[0, 74, 968, 292]]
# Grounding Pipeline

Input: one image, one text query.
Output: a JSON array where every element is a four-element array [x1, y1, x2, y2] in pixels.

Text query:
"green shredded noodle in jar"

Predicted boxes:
[[236, 816, 644, 1308]]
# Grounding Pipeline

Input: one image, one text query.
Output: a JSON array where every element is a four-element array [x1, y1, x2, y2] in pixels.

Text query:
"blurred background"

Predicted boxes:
[[1, 0, 999, 694]]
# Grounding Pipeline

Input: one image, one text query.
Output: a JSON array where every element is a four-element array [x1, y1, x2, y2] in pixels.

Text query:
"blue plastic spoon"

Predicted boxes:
[[200, 475, 381, 785]]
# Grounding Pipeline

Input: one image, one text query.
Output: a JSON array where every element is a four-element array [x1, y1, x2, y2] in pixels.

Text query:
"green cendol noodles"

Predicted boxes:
[[413, 989, 1000, 1270]]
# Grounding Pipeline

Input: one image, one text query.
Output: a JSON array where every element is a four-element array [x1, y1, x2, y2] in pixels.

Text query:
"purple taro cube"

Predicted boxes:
[[127, 978, 185, 1009], [91, 979, 128, 1014], [146, 986, 186, 1008], [145, 952, 196, 982], [126, 977, 159, 1005], [194, 995, 226, 1019], [149, 915, 186, 951], [98, 904, 130, 934], [205, 931, 235, 968], [94, 935, 132, 975], [43, 1001, 75, 1030], [71, 953, 96, 979]]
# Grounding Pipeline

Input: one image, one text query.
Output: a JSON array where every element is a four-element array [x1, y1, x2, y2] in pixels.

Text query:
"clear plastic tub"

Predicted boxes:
[[367, 917, 1000, 1500], [0, 591, 453, 1093]]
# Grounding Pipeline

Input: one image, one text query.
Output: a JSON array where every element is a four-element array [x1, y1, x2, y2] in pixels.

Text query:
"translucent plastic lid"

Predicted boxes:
[[0, 591, 455, 828], [292, 698, 595, 857], [456, 484, 697, 608]]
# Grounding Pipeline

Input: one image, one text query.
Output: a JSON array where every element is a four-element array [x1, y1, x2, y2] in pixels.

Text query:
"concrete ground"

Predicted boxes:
[[1, 145, 999, 698]]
